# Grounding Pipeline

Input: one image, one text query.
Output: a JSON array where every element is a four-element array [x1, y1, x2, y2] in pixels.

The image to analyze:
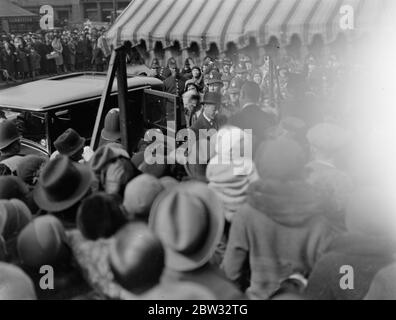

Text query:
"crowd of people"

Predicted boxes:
[[0, 26, 111, 83], [0, 41, 395, 301]]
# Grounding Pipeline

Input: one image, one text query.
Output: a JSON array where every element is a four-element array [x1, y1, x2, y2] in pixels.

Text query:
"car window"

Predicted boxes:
[[49, 99, 101, 149], [3, 110, 47, 148]]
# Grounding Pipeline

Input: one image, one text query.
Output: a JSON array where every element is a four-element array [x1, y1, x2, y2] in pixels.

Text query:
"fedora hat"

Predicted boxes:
[[149, 181, 224, 272], [33, 156, 93, 212], [101, 108, 121, 142], [0, 120, 20, 150], [54, 128, 85, 157]]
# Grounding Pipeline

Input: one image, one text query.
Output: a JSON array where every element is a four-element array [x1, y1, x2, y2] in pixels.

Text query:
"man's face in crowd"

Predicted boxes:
[[170, 67, 177, 77], [203, 103, 217, 120], [192, 68, 200, 78], [223, 81, 230, 90], [223, 64, 230, 73], [246, 62, 253, 70], [230, 92, 240, 103]]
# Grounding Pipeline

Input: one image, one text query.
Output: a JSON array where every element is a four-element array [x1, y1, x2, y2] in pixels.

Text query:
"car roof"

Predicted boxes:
[[0, 72, 163, 111]]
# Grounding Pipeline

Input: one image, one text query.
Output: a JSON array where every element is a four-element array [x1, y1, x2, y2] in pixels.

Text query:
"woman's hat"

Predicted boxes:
[[17, 215, 70, 268], [77, 192, 127, 240], [149, 181, 224, 272], [0, 199, 32, 241], [33, 156, 93, 212], [101, 108, 121, 142], [89, 143, 130, 175], [123, 174, 164, 220], [0, 262, 36, 299], [109, 222, 165, 294], [16, 155, 47, 186], [0, 176, 29, 202], [54, 128, 85, 157]]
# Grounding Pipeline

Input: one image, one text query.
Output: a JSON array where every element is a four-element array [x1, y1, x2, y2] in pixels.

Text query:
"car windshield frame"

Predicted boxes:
[[1, 107, 50, 155]]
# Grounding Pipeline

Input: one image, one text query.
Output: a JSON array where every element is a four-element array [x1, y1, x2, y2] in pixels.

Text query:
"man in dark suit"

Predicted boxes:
[[163, 58, 186, 97], [228, 81, 277, 153], [190, 92, 222, 140]]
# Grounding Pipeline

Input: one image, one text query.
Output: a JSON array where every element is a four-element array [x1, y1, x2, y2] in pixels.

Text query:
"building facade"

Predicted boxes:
[[1, 0, 38, 34], [11, 0, 131, 24]]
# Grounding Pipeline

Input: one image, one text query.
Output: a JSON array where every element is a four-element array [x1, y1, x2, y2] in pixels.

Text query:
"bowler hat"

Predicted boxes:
[[17, 215, 70, 268], [202, 92, 221, 105], [54, 128, 85, 157], [33, 156, 93, 212], [149, 181, 224, 271], [101, 108, 121, 142], [0, 120, 20, 150]]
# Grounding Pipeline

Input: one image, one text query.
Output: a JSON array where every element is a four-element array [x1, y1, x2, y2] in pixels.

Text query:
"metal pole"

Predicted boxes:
[[112, 0, 117, 22]]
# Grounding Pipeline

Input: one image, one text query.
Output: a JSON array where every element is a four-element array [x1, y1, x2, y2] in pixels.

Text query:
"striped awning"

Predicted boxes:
[[106, 0, 389, 51]]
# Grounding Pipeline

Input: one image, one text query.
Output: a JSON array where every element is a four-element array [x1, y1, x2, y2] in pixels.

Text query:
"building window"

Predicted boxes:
[[57, 10, 70, 22], [84, 3, 98, 21]]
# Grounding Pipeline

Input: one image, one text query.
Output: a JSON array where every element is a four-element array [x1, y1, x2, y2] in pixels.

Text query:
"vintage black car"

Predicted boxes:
[[0, 72, 182, 157]]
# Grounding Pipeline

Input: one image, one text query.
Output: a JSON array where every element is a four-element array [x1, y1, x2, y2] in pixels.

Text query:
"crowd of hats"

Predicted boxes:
[[1, 50, 396, 300]]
